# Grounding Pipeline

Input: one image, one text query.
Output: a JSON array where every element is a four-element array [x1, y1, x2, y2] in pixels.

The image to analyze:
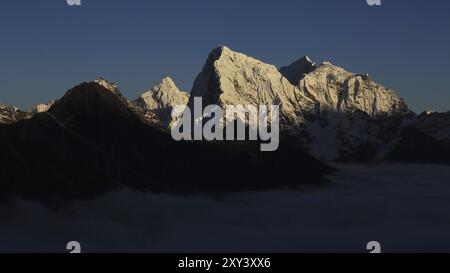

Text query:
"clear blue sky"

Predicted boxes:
[[0, 0, 449, 113]]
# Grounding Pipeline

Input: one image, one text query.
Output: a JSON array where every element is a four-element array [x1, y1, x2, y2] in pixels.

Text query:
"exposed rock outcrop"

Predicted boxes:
[[0, 102, 30, 124], [32, 101, 55, 113]]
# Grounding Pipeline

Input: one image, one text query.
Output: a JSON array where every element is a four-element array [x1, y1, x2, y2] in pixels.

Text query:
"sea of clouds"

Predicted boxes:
[[1, 164, 450, 253]]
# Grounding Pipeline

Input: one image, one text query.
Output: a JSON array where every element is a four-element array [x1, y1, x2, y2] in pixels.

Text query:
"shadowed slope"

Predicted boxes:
[[0, 81, 335, 200]]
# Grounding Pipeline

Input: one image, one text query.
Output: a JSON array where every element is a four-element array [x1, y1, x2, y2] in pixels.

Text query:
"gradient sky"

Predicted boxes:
[[0, 0, 449, 113]]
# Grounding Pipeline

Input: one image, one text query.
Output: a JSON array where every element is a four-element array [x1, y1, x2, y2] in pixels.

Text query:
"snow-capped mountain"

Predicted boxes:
[[297, 61, 408, 117], [0, 45, 448, 168], [189, 45, 316, 127], [292, 60, 410, 160], [188, 46, 413, 160], [134, 77, 189, 128]]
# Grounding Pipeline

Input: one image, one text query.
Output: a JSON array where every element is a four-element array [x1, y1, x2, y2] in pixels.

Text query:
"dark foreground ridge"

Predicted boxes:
[[0, 81, 335, 200]]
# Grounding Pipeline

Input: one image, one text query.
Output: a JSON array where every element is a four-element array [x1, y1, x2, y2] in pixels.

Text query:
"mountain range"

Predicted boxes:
[[0, 45, 449, 200], [188, 46, 449, 162], [0, 77, 333, 200]]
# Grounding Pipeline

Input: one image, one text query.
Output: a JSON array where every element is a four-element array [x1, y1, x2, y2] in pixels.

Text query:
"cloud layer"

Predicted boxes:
[[1, 164, 450, 253]]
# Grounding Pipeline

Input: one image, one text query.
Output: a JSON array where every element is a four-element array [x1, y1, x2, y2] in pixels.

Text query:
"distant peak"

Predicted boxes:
[[32, 101, 55, 113], [288, 56, 316, 66], [159, 77, 177, 88], [280, 55, 317, 85], [94, 77, 119, 92], [317, 61, 349, 73], [293, 55, 315, 65], [421, 111, 437, 116], [207, 45, 232, 60], [138, 77, 187, 102], [304, 56, 313, 63], [216, 44, 229, 50], [209, 45, 255, 60], [152, 77, 185, 93], [0, 102, 19, 112]]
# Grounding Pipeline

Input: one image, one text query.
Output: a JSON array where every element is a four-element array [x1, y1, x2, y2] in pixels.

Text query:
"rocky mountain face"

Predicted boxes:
[[133, 77, 189, 128], [297, 62, 408, 117], [293, 61, 410, 160], [187, 46, 409, 160], [0, 79, 334, 200], [0, 46, 449, 201], [1, 100, 55, 125], [186, 46, 449, 163], [0, 102, 30, 124], [189, 46, 316, 127]]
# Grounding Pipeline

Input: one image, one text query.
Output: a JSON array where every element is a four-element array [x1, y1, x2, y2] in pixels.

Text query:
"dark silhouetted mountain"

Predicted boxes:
[[280, 56, 317, 85], [388, 126, 450, 165], [0, 79, 335, 200], [414, 111, 450, 146]]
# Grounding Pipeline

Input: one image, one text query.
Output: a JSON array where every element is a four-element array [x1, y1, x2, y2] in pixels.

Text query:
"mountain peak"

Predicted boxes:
[[190, 45, 314, 125], [94, 77, 119, 93], [216, 44, 230, 51], [157, 77, 182, 94], [280, 56, 317, 85], [47, 80, 145, 131], [421, 111, 437, 116], [134, 77, 189, 127], [204, 45, 269, 69], [90, 77, 135, 109], [142, 77, 187, 99], [204, 45, 229, 62], [298, 60, 408, 118]]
